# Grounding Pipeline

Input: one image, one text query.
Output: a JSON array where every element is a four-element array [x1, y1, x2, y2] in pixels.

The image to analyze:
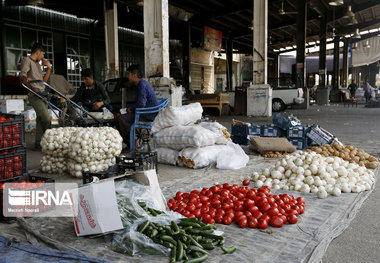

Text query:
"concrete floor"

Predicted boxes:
[[24, 102, 380, 262]]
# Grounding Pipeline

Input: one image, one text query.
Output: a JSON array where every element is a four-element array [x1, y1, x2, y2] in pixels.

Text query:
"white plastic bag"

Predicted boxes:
[[152, 103, 203, 133], [178, 145, 229, 168], [153, 125, 221, 150], [216, 142, 249, 170], [198, 121, 231, 144], [103, 107, 114, 119], [156, 147, 179, 165]]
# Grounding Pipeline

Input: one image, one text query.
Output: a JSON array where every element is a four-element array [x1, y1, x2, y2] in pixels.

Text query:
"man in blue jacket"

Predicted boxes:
[[116, 64, 158, 151]]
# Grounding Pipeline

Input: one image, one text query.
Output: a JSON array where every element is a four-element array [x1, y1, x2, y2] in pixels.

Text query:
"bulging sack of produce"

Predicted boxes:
[[152, 103, 203, 133], [178, 145, 230, 168], [156, 147, 179, 165], [198, 121, 231, 144], [216, 142, 250, 170], [153, 125, 222, 150]]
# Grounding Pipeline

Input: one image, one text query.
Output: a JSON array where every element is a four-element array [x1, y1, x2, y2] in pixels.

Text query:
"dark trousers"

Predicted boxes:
[[115, 113, 152, 149]]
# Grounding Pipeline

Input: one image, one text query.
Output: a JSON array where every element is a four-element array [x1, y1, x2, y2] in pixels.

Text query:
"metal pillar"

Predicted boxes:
[[226, 38, 233, 91], [342, 39, 349, 88], [330, 36, 341, 102], [316, 16, 328, 105], [247, 0, 271, 117], [0, 3, 5, 90], [182, 23, 191, 93], [295, 0, 308, 109], [275, 53, 280, 87], [144, 0, 170, 78]]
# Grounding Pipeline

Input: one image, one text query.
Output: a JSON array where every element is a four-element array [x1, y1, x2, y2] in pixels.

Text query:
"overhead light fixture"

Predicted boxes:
[[342, 5, 355, 19], [332, 27, 336, 38], [346, 16, 358, 26], [28, 0, 44, 5], [329, 0, 344, 6], [352, 43, 358, 50], [249, 20, 254, 31], [352, 28, 361, 39], [136, 1, 144, 7], [363, 40, 370, 49]]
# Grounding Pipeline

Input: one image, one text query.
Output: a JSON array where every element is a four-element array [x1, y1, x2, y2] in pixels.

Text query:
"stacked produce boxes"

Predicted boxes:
[[0, 113, 26, 181]]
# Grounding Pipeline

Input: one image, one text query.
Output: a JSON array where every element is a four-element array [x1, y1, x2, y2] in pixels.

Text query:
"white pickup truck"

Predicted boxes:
[[272, 86, 304, 112]]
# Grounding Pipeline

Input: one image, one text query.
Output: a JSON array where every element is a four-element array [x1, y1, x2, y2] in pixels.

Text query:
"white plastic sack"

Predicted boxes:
[[153, 125, 222, 150], [198, 121, 231, 144], [152, 103, 203, 133], [178, 145, 229, 168], [216, 142, 249, 170], [156, 147, 179, 166]]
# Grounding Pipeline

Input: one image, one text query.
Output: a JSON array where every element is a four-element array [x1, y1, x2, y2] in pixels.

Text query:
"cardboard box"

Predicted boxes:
[[70, 180, 123, 236], [25, 120, 36, 133], [21, 109, 36, 122], [48, 109, 60, 125], [0, 99, 24, 113]]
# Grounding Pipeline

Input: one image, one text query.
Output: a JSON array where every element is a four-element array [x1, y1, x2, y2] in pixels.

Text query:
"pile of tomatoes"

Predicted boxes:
[[0, 116, 12, 122], [167, 181, 305, 229], [0, 180, 46, 190]]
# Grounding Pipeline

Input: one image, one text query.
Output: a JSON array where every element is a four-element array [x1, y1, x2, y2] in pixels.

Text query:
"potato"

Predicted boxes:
[[352, 156, 360, 163], [368, 156, 377, 162], [358, 161, 365, 167], [339, 152, 345, 159], [346, 145, 355, 151], [366, 161, 379, 169]]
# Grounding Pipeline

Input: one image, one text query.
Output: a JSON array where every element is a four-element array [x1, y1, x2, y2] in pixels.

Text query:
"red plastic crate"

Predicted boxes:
[[0, 114, 25, 150], [0, 147, 26, 180]]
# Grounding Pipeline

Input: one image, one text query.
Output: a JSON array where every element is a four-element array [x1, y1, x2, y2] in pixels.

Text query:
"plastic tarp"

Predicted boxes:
[[0, 157, 376, 263], [352, 37, 380, 67]]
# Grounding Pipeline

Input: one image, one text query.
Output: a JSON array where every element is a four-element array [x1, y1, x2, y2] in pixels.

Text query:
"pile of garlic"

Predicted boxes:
[[40, 127, 123, 178], [251, 151, 375, 199], [40, 127, 79, 174], [67, 127, 123, 178]]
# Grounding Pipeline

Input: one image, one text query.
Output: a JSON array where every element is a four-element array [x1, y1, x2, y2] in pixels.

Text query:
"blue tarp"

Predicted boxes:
[[0, 236, 106, 263]]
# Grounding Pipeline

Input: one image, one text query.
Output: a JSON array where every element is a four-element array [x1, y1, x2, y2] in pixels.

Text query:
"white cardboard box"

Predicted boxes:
[[0, 99, 24, 113], [70, 180, 123, 236], [21, 109, 37, 122], [25, 120, 36, 133]]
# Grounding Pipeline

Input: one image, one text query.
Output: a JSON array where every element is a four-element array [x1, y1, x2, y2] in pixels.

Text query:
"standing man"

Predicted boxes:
[[72, 68, 112, 112], [115, 64, 158, 151], [364, 81, 373, 103], [348, 80, 358, 98], [20, 42, 52, 150]]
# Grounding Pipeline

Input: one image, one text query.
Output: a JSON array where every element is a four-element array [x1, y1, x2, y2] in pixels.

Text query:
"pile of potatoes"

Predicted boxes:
[[261, 151, 290, 158], [307, 141, 379, 169]]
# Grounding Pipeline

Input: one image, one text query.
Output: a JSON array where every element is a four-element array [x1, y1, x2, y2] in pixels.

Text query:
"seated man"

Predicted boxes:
[[72, 68, 112, 112], [115, 64, 158, 151]]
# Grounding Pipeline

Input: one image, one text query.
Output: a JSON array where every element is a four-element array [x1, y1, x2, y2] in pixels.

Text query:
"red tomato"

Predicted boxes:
[[288, 214, 298, 224], [193, 209, 202, 218], [209, 186, 218, 193], [244, 211, 253, 218], [199, 195, 209, 203], [205, 190, 213, 198], [189, 197, 198, 204], [238, 217, 248, 228], [223, 216, 233, 225], [182, 193, 190, 199], [253, 211, 263, 219], [182, 210, 191, 217], [202, 214, 212, 222], [216, 209, 225, 216], [297, 197, 305, 205], [280, 214, 287, 223], [268, 207, 280, 217], [221, 203, 231, 211], [234, 202, 244, 212], [242, 179, 250, 186], [244, 199, 255, 209], [248, 205, 259, 214], [175, 191, 183, 199], [211, 199, 221, 208], [261, 202, 271, 213], [288, 209, 299, 216], [201, 206, 210, 214], [186, 203, 196, 212], [209, 208, 216, 218], [223, 183, 231, 189], [225, 210, 235, 220], [270, 216, 284, 228], [221, 189, 230, 198], [261, 214, 271, 222], [299, 205, 305, 214], [246, 190, 256, 200], [191, 190, 200, 195], [214, 214, 224, 223], [195, 202, 203, 209], [248, 217, 258, 228], [258, 219, 269, 229]]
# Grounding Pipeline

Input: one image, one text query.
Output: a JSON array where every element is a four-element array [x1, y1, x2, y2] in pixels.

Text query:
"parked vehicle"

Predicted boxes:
[[272, 85, 304, 112]]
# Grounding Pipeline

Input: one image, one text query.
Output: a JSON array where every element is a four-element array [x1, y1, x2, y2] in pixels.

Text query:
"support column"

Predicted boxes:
[[316, 16, 328, 105], [0, 3, 5, 89], [295, 0, 308, 109], [226, 38, 233, 91], [104, 1, 119, 78], [342, 38, 349, 88], [275, 53, 280, 87], [247, 0, 271, 117], [182, 23, 191, 93], [330, 36, 341, 102], [144, 0, 170, 78]]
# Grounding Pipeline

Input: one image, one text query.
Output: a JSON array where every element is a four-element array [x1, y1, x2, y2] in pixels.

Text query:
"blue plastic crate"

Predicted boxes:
[[231, 124, 248, 137], [231, 135, 250, 146], [306, 125, 334, 146], [261, 125, 282, 137], [272, 113, 301, 130], [287, 126, 306, 139], [248, 124, 262, 136], [289, 138, 307, 150]]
